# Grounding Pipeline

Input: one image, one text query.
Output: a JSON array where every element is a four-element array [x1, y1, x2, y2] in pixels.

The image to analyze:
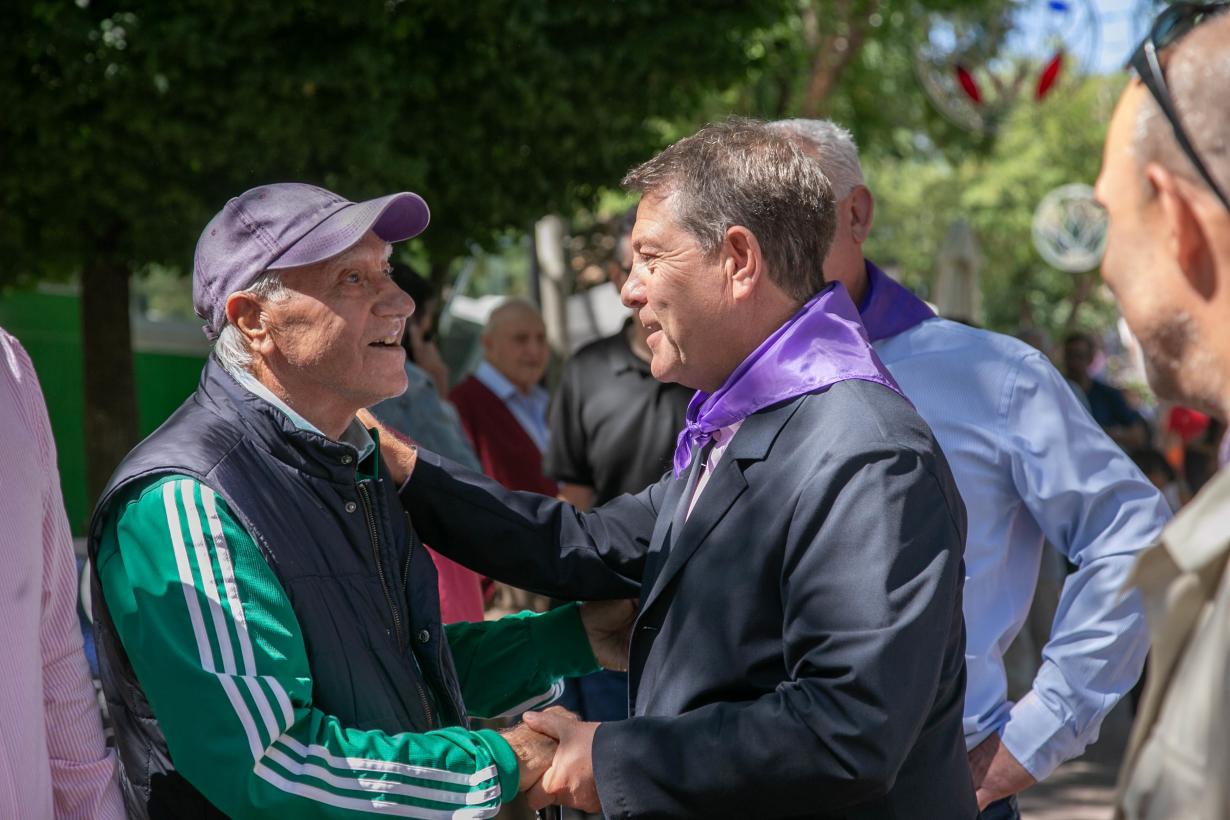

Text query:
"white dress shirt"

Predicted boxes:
[[685, 421, 743, 520], [874, 317, 1170, 780]]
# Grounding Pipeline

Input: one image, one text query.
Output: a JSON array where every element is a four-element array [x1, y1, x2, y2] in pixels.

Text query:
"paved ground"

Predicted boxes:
[[1019, 700, 1132, 819]]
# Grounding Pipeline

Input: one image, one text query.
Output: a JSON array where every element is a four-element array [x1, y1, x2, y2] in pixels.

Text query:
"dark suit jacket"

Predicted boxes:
[[404, 379, 976, 819]]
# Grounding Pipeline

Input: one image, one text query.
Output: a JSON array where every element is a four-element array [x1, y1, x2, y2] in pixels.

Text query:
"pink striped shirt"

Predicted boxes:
[[0, 328, 124, 819]]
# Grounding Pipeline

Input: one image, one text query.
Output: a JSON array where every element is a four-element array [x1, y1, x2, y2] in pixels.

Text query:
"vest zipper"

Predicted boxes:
[[357, 481, 435, 728]]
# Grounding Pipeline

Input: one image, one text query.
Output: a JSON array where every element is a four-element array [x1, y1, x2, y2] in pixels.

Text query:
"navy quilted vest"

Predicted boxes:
[[88, 357, 467, 818]]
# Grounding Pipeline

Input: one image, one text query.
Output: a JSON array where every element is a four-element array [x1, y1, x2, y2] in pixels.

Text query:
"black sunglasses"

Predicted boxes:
[[1127, 1, 1230, 211]]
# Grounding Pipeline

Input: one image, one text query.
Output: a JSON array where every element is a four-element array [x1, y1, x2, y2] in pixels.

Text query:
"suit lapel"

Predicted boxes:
[[638, 450, 703, 599], [637, 397, 806, 617]]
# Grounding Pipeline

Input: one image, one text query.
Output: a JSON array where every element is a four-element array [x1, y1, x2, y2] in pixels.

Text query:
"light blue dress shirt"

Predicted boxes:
[[473, 360, 550, 453], [874, 317, 1170, 781]]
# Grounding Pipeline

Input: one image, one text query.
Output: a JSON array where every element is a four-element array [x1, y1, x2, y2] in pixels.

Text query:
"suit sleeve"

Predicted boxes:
[[401, 448, 656, 599], [591, 446, 969, 819]]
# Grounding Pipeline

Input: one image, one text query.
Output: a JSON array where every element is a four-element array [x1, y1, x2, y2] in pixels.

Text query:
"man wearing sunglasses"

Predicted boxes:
[[1094, 4, 1230, 818]]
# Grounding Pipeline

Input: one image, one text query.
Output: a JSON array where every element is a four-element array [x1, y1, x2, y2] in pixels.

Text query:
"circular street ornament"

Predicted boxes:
[[1031, 183, 1107, 272], [914, 0, 1100, 134]]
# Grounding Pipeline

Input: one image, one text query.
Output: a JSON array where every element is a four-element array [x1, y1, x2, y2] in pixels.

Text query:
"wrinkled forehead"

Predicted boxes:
[[630, 191, 684, 249]]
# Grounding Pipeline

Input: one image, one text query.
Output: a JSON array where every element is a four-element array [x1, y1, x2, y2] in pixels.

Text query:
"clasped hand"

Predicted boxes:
[[503, 707, 601, 813]]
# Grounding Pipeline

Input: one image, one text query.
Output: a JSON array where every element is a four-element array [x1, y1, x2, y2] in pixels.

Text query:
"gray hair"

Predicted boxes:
[[1132, 13, 1230, 201], [212, 270, 289, 373], [622, 117, 837, 302], [770, 119, 866, 200]]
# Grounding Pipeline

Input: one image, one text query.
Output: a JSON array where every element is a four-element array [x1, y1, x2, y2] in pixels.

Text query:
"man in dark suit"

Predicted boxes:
[[379, 117, 976, 819]]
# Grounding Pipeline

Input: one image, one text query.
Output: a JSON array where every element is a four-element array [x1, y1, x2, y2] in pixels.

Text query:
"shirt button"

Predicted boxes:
[[345, 501, 358, 513], [417, 629, 431, 644], [341, 454, 354, 465]]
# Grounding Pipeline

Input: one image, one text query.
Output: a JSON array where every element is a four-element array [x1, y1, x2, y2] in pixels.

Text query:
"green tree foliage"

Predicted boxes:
[[0, 0, 783, 498], [683, 0, 1014, 152], [863, 72, 1125, 340]]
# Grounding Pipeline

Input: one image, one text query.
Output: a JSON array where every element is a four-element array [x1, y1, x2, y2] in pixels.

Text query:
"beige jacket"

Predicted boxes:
[[1117, 466, 1230, 820]]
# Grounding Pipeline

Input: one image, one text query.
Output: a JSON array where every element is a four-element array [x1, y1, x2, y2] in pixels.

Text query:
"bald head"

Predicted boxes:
[[482, 298, 549, 393], [1133, 12, 1230, 200], [484, 298, 543, 337]]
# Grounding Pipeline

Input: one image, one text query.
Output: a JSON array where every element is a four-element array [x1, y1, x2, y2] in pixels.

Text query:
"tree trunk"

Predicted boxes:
[[81, 248, 139, 507], [799, 0, 879, 117], [534, 214, 571, 359], [1060, 270, 1095, 338]]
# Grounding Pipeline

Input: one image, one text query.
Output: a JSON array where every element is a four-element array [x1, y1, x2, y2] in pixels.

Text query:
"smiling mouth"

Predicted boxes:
[[369, 334, 402, 349]]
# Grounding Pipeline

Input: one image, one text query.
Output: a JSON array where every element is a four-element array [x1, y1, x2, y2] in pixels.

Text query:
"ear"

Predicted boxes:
[[480, 330, 495, 357], [225, 292, 275, 357], [724, 225, 765, 302], [847, 186, 875, 246], [1147, 162, 1216, 300]]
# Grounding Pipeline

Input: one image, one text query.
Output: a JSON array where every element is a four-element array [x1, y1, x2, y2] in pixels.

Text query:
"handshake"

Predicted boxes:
[[503, 706, 601, 813], [500, 599, 637, 814]]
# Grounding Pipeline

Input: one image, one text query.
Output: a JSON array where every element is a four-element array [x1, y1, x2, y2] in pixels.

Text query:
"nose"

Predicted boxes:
[[621, 262, 647, 309], [377, 277, 416, 321]]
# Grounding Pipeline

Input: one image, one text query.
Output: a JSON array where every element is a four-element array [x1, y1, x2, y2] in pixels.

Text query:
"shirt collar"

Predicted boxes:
[[227, 365, 376, 463], [475, 360, 547, 404]]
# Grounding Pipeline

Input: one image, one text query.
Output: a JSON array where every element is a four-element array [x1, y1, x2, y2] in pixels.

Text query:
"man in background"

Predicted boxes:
[[1063, 331, 1150, 450], [547, 209, 693, 512], [1093, 6, 1230, 816], [0, 326, 123, 818], [451, 298, 557, 616], [775, 117, 1169, 819], [451, 298, 555, 497]]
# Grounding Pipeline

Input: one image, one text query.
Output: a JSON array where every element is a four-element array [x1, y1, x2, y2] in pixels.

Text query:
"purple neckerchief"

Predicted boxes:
[[857, 260, 936, 343], [673, 282, 906, 476]]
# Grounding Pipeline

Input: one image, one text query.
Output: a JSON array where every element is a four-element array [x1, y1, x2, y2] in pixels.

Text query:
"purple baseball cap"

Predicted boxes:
[[193, 182, 430, 340]]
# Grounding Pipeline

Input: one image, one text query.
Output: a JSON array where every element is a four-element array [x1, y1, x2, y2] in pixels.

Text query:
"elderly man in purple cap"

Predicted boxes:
[[86, 182, 633, 819]]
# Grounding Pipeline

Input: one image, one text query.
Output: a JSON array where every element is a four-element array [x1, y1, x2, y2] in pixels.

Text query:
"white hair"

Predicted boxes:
[[770, 119, 866, 200], [212, 270, 289, 373]]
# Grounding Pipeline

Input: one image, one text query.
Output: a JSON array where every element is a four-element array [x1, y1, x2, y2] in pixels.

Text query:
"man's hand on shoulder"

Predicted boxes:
[[499, 721, 557, 794], [968, 733, 1036, 810], [357, 409, 418, 485], [579, 599, 636, 672]]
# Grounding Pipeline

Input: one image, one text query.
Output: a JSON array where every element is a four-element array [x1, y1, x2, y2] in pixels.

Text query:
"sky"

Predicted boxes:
[[1011, 0, 1156, 74]]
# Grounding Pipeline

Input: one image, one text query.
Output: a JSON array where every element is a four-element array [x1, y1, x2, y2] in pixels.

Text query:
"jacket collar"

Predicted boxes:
[[638, 396, 803, 617], [200, 356, 378, 483], [1161, 466, 1230, 574]]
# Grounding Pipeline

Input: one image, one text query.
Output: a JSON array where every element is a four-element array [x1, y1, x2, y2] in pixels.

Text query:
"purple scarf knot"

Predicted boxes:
[[672, 282, 906, 477]]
